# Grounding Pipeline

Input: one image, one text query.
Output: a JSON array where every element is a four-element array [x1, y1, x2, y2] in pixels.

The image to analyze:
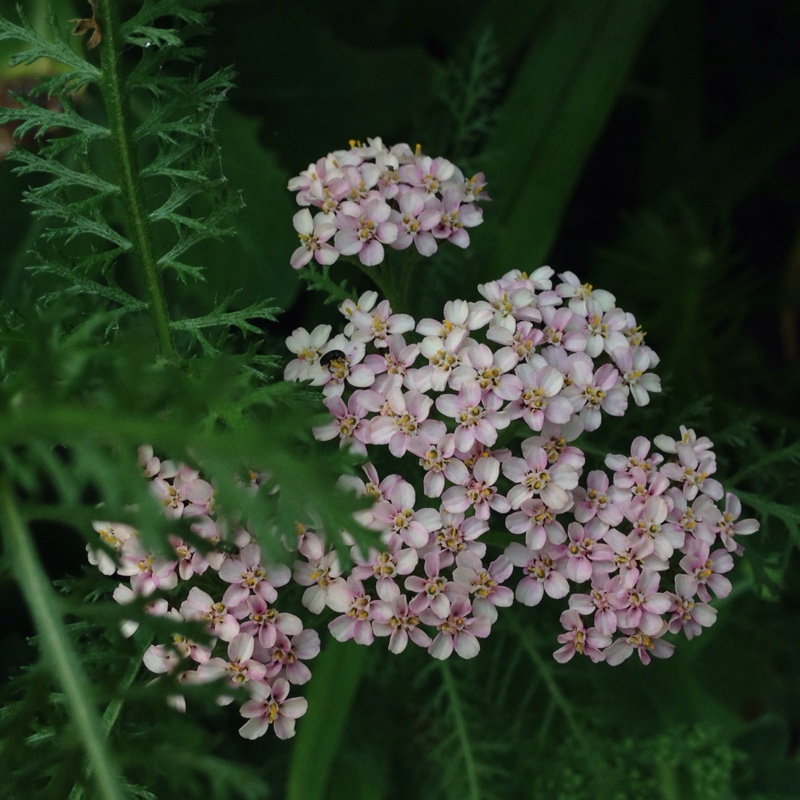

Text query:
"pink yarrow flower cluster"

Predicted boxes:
[[88, 268, 758, 740], [287, 137, 487, 268], [87, 447, 316, 740], [281, 267, 756, 666]]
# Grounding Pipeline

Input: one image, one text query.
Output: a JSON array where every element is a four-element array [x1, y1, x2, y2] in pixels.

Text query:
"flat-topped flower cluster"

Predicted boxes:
[[287, 137, 488, 268], [88, 266, 757, 739], [284, 266, 756, 665]]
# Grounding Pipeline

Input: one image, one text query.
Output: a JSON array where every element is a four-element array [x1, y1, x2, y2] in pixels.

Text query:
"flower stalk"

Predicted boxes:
[[95, 0, 177, 360], [0, 480, 127, 800]]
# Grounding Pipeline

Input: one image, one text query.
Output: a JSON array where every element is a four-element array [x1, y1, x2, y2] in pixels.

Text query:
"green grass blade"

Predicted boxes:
[[485, 0, 664, 275], [286, 641, 369, 800]]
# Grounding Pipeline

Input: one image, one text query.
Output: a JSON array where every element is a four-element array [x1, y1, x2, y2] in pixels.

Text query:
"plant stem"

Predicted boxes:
[[95, 0, 177, 360], [509, 614, 588, 749], [355, 262, 400, 310], [67, 637, 150, 800], [439, 662, 480, 800], [0, 481, 127, 800]]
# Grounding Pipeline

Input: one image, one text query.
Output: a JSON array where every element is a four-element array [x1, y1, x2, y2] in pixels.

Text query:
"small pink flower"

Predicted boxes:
[[89, 521, 136, 576], [568, 573, 618, 636], [431, 188, 483, 249], [408, 433, 470, 498], [612, 345, 661, 406], [505, 542, 569, 606], [501, 442, 578, 512], [540, 306, 588, 352], [218, 544, 291, 607], [260, 629, 320, 685], [582, 299, 629, 358], [398, 154, 456, 194], [363, 333, 420, 392], [563, 519, 613, 583], [505, 498, 567, 551], [553, 609, 610, 663], [448, 343, 522, 404], [284, 324, 332, 383], [603, 627, 674, 666], [180, 587, 240, 642], [290, 209, 339, 269], [368, 387, 445, 457], [239, 595, 303, 649], [608, 570, 672, 635], [334, 197, 398, 266], [418, 332, 468, 392], [239, 678, 308, 740], [452, 551, 514, 623], [435, 383, 509, 452], [406, 552, 468, 618], [350, 542, 419, 603], [627, 496, 683, 560], [348, 299, 415, 349], [573, 471, 625, 527], [605, 436, 664, 483], [711, 492, 759, 554], [372, 595, 432, 654], [327, 576, 391, 646], [313, 392, 374, 455], [678, 538, 733, 602], [555, 271, 616, 316], [574, 362, 628, 431], [508, 362, 573, 431], [441, 455, 509, 521], [660, 444, 724, 502], [314, 336, 376, 398], [371, 479, 442, 549], [431, 511, 488, 566], [389, 189, 439, 256], [196, 632, 267, 693], [293, 550, 341, 614], [417, 299, 488, 340], [604, 529, 667, 586], [486, 319, 546, 362], [473, 281, 535, 333], [117, 537, 178, 596], [421, 596, 491, 660]]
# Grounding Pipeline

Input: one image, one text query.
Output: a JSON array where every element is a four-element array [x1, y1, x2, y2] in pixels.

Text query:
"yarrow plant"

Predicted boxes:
[[0, 1, 782, 796], [91, 251, 759, 737]]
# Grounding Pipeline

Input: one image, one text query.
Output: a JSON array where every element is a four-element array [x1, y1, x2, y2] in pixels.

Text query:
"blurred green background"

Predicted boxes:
[[1, 1, 799, 798]]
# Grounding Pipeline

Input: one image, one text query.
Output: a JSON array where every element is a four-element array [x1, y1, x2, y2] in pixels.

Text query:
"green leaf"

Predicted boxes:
[[286, 642, 369, 800], [484, 0, 664, 276], [0, 12, 100, 87], [197, 105, 301, 310]]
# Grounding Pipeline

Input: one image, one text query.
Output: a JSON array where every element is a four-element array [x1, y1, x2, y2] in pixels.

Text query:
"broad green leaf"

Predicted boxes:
[[198, 105, 300, 311], [483, 0, 664, 276], [207, 5, 436, 171], [286, 641, 369, 800]]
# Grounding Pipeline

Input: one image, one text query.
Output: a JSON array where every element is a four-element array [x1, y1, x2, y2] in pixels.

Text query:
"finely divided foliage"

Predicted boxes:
[[0, 1, 276, 352]]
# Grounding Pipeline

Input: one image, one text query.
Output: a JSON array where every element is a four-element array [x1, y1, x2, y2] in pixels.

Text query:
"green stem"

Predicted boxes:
[[355, 262, 400, 311], [95, 0, 177, 360], [67, 638, 150, 800], [439, 662, 480, 800], [509, 615, 588, 748], [0, 481, 127, 800]]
